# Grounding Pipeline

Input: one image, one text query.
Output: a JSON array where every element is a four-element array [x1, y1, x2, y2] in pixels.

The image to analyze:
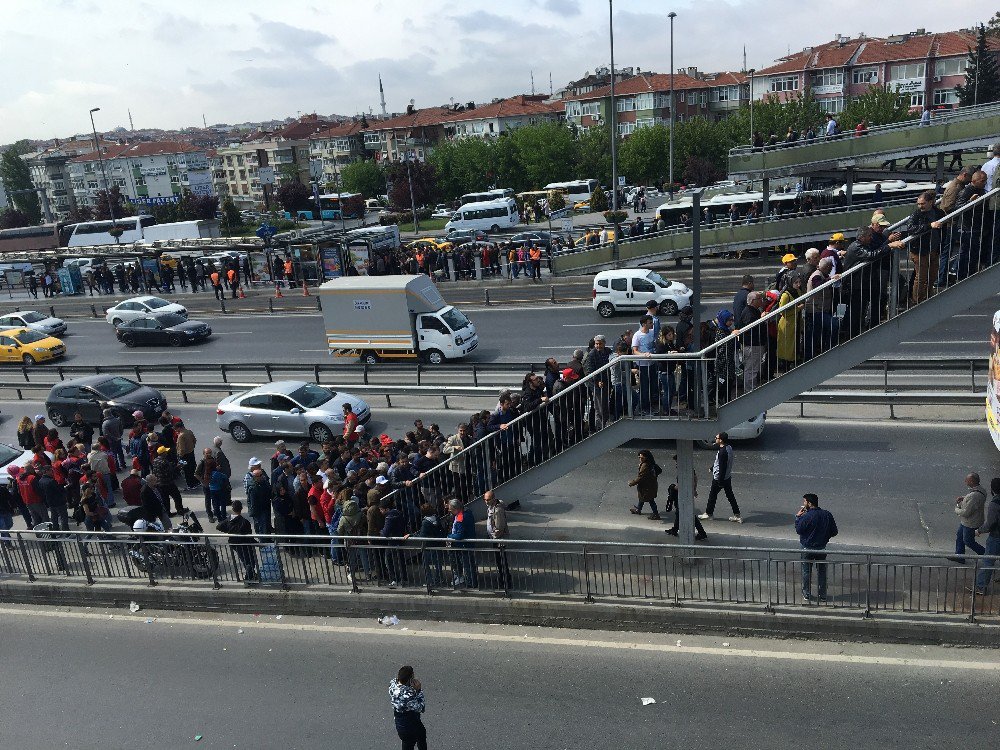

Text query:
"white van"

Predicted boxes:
[[592, 268, 692, 317], [444, 198, 520, 234], [544, 179, 598, 204], [67, 216, 155, 247]]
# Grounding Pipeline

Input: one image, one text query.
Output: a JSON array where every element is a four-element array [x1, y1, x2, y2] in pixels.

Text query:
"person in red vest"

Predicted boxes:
[[343, 403, 359, 444]]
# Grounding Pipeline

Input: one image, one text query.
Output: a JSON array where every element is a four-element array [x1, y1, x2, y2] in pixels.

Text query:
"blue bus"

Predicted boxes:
[[286, 193, 365, 221]]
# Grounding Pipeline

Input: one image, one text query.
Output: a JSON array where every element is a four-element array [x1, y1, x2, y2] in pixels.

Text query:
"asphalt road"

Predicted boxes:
[[1, 605, 996, 749], [1, 397, 994, 554]]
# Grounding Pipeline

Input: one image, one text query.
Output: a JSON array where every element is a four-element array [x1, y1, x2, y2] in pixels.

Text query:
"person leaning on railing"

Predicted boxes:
[[888, 190, 944, 304]]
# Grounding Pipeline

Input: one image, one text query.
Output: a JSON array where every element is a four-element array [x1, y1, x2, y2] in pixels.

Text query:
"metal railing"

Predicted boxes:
[[2, 529, 997, 623], [376, 188, 999, 514]]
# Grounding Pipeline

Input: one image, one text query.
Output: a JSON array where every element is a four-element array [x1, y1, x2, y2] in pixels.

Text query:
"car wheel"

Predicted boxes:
[[425, 349, 444, 365], [121, 334, 136, 348], [111, 317, 123, 327], [22, 354, 35, 367], [169, 335, 183, 347], [310, 423, 334, 444], [660, 300, 679, 316], [228, 421, 252, 443], [361, 350, 379, 366], [49, 409, 68, 427], [490, 225, 500, 232], [597, 302, 615, 318]]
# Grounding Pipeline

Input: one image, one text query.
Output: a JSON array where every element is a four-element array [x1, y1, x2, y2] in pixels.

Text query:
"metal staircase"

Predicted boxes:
[[388, 188, 999, 538]]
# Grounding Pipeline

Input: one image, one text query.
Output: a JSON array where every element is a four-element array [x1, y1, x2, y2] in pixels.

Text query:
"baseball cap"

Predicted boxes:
[[132, 410, 144, 419], [829, 232, 846, 242], [274, 439, 286, 446], [248, 457, 262, 468], [871, 212, 891, 227], [375, 476, 389, 485], [561, 368, 580, 381], [781, 253, 797, 263], [156, 446, 170, 455], [34, 414, 45, 421]]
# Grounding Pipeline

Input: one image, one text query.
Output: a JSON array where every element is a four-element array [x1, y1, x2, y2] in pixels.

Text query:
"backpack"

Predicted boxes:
[[652, 462, 663, 477]]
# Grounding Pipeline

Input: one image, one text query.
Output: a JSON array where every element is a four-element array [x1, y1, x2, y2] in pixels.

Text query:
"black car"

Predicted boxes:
[[45, 375, 167, 427], [116, 314, 212, 347], [445, 228, 488, 244], [508, 231, 553, 250]]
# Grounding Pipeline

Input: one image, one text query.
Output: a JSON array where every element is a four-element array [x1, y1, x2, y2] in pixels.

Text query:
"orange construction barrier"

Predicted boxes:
[[238, 287, 246, 299], [302, 283, 310, 297], [274, 284, 283, 299]]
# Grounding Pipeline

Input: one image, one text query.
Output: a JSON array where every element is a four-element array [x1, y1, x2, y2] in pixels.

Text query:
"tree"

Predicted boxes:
[[488, 134, 526, 191], [92, 186, 134, 221], [340, 159, 385, 198], [839, 84, 914, 129], [220, 197, 241, 234], [509, 121, 578, 190], [956, 24, 1000, 106], [0, 208, 32, 229], [428, 138, 493, 199], [277, 180, 312, 213], [618, 124, 669, 186], [278, 163, 301, 183], [384, 160, 437, 211], [590, 184, 608, 212], [575, 124, 612, 186], [0, 143, 41, 224], [547, 190, 566, 211], [682, 155, 724, 187]]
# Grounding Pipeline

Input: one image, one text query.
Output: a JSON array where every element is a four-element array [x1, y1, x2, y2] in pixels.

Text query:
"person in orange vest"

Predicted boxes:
[[342, 403, 359, 444], [209, 269, 223, 300], [283, 258, 294, 288], [414, 251, 425, 275], [226, 267, 238, 299], [528, 245, 542, 282]]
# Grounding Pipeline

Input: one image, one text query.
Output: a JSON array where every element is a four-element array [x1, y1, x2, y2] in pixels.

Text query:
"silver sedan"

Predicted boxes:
[[216, 380, 371, 444]]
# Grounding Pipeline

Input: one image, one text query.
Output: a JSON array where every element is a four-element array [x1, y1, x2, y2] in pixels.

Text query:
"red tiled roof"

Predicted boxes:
[[369, 107, 453, 131], [312, 121, 367, 139], [855, 30, 977, 64], [442, 95, 562, 123], [69, 140, 202, 163], [565, 71, 741, 102], [272, 116, 330, 140], [756, 38, 867, 75]]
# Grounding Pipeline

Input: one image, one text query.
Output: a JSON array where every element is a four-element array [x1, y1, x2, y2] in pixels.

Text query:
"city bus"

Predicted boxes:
[[544, 179, 598, 205], [989, 310, 1000, 450], [459, 188, 514, 205], [0, 223, 62, 253], [286, 193, 365, 221]]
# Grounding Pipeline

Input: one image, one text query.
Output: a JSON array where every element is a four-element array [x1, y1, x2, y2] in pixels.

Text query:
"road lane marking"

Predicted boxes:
[[0, 606, 995, 671]]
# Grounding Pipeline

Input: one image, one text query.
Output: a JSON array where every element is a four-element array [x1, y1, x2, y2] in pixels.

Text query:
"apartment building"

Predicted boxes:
[[66, 141, 212, 211], [440, 95, 564, 139], [24, 138, 100, 220], [308, 120, 367, 185], [363, 105, 451, 163], [752, 28, 991, 114]]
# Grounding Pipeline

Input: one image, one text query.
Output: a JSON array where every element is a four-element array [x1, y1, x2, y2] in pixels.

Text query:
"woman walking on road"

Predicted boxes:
[[390, 665, 428, 750], [628, 449, 662, 520]]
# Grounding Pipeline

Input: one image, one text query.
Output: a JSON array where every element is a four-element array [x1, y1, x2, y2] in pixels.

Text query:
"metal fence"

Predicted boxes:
[[2, 529, 997, 623]]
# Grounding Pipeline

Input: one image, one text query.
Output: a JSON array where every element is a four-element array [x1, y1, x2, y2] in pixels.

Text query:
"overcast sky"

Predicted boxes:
[[0, 0, 994, 144]]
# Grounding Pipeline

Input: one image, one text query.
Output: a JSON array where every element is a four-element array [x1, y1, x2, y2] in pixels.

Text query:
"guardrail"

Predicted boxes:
[[0, 293, 321, 320], [3, 529, 997, 623]]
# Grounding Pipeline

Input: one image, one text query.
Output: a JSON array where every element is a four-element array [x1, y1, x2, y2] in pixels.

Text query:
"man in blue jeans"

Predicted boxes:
[[973, 477, 1000, 594], [631, 315, 656, 414], [795, 493, 838, 602], [950, 473, 986, 563]]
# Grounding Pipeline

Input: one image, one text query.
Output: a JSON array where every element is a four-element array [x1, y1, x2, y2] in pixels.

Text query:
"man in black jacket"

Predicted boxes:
[[737, 292, 766, 392], [139, 474, 171, 529], [37, 466, 69, 531], [217, 500, 257, 582], [889, 190, 944, 304]]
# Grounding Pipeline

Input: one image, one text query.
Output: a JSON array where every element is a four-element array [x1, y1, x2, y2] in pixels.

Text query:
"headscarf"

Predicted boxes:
[[716, 310, 735, 329]]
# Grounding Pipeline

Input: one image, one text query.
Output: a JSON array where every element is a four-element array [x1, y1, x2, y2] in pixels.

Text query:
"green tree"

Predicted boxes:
[[839, 84, 914, 129], [618, 124, 669, 186], [589, 184, 608, 212], [575, 124, 612, 186], [220, 197, 241, 234], [674, 117, 730, 183], [384, 160, 437, 211], [428, 138, 493, 199], [92, 186, 134, 221], [0, 208, 32, 229], [0, 143, 41, 224], [340, 159, 385, 198], [509, 121, 578, 189], [488, 134, 526, 191], [547, 190, 566, 211], [277, 180, 311, 213], [278, 163, 301, 183], [956, 24, 1000, 106]]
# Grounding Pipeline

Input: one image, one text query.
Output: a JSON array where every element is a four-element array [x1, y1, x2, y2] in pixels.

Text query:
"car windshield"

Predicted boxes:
[[20, 311, 46, 323], [286, 383, 336, 409], [646, 271, 672, 289], [156, 313, 187, 327], [14, 329, 48, 344], [440, 307, 471, 332], [0, 442, 23, 467], [144, 298, 170, 310], [93, 376, 140, 399]]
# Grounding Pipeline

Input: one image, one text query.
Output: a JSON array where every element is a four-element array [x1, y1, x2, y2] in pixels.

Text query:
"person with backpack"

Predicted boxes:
[[628, 449, 661, 520], [795, 493, 839, 602], [973, 477, 1000, 594]]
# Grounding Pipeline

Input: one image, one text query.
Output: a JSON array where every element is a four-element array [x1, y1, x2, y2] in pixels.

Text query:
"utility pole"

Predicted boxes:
[[609, 0, 620, 262], [89, 107, 119, 240], [405, 152, 418, 233], [669, 11, 677, 193]]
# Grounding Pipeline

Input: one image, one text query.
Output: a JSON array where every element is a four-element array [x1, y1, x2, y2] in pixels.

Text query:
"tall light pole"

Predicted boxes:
[[88, 107, 118, 235], [748, 69, 756, 145], [608, 0, 620, 262], [668, 11, 676, 193]]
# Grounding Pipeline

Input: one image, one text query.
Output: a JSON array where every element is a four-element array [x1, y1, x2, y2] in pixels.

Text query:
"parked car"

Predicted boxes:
[[45, 375, 167, 427], [0, 441, 43, 476], [0, 327, 66, 366], [116, 314, 212, 347], [445, 228, 488, 245], [431, 204, 453, 219], [592, 268, 692, 317], [698, 413, 767, 448], [0, 310, 67, 337], [508, 231, 553, 250], [105, 296, 187, 326], [216, 380, 371, 444]]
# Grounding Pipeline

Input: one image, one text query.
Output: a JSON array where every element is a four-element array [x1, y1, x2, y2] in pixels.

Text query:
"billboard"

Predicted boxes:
[[988, 310, 1000, 450]]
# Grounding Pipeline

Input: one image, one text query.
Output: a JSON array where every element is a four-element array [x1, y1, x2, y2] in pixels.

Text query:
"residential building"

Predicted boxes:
[[752, 28, 994, 114], [440, 95, 564, 139], [67, 141, 213, 212], [24, 138, 100, 220], [558, 66, 643, 99], [563, 70, 748, 133], [206, 149, 228, 201], [308, 120, 368, 186], [364, 105, 451, 163], [216, 138, 313, 210]]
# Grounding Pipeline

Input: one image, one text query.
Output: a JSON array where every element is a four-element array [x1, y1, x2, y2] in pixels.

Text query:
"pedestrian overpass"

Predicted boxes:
[[728, 101, 1000, 181], [388, 188, 1000, 542]]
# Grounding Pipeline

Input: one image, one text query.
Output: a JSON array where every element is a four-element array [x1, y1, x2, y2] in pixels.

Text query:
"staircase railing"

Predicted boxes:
[[384, 186, 999, 527]]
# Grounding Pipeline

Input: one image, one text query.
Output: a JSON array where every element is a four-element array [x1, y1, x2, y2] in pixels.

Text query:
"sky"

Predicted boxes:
[[0, 0, 994, 145]]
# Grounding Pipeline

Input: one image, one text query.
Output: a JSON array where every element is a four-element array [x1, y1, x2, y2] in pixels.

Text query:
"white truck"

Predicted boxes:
[[318, 275, 478, 365]]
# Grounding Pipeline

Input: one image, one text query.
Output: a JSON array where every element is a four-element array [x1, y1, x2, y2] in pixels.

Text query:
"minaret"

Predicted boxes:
[[128, 109, 134, 131], [379, 75, 388, 117]]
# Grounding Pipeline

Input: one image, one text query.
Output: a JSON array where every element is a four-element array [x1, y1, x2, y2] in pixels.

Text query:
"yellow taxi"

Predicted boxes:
[[158, 253, 179, 270], [573, 200, 591, 211], [0, 327, 67, 366], [406, 238, 453, 253]]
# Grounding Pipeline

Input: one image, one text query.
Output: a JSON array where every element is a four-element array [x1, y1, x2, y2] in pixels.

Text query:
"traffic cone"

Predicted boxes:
[[238, 286, 246, 299], [274, 283, 283, 299], [302, 283, 310, 297]]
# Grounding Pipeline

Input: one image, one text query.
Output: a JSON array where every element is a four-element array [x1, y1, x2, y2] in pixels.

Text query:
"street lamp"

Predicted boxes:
[[748, 69, 756, 145], [608, 0, 620, 262], [88, 107, 119, 239], [668, 11, 676, 194]]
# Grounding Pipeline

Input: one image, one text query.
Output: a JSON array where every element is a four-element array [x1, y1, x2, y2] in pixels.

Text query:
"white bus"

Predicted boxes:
[[444, 198, 520, 233], [459, 188, 514, 205], [544, 179, 598, 204], [67, 216, 155, 247]]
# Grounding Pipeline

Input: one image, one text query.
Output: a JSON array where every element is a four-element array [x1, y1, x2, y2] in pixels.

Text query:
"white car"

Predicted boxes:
[[0, 310, 67, 337], [105, 296, 187, 326], [592, 268, 692, 317], [431, 204, 453, 219], [698, 413, 767, 448]]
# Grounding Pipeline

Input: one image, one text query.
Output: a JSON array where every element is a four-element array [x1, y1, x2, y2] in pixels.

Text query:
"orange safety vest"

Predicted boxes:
[[284, 260, 293, 275], [529, 248, 542, 262], [210, 272, 220, 286], [227, 269, 236, 283]]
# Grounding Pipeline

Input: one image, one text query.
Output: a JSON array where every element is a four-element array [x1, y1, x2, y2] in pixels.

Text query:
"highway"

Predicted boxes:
[[1, 604, 996, 749]]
